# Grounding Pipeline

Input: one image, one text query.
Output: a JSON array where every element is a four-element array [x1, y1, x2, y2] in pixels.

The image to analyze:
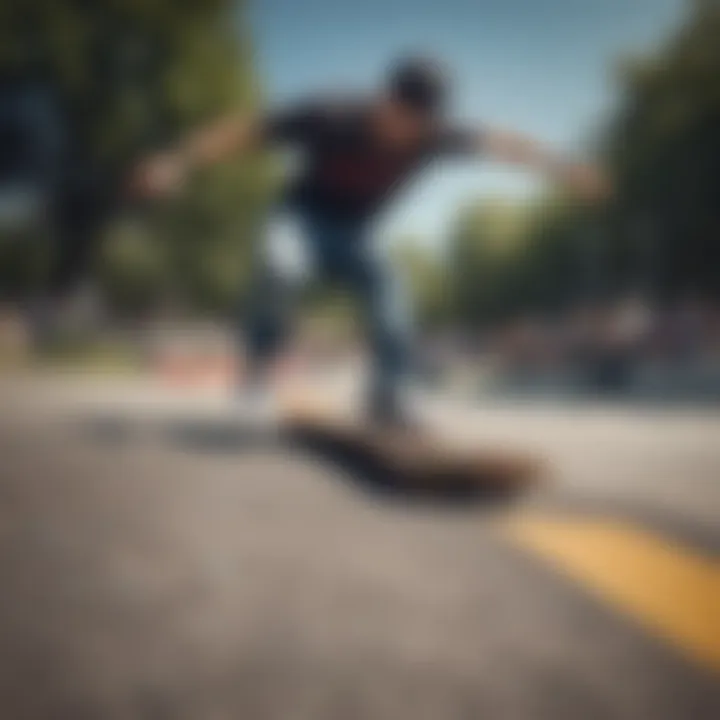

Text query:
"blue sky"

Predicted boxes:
[[248, 0, 684, 244]]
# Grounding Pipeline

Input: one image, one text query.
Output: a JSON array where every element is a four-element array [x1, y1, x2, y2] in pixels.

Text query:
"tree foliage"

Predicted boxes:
[[605, 0, 720, 298], [444, 196, 592, 328], [424, 0, 720, 330], [0, 0, 264, 315]]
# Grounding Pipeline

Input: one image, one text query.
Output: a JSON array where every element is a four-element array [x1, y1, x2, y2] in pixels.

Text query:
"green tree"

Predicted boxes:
[[445, 194, 598, 328], [0, 0, 264, 315], [393, 238, 452, 330], [606, 0, 720, 298]]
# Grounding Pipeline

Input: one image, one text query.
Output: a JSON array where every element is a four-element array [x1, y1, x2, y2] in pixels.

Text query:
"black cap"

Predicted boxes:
[[387, 56, 448, 115]]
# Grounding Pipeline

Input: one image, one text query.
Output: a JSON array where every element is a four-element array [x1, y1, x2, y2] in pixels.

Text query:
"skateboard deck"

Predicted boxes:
[[282, 398, 543, 499]]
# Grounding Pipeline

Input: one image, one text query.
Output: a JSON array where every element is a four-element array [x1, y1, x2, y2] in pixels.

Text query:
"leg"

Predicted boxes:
[[346, 243, 415, 424], [241, 212, 313, 387]]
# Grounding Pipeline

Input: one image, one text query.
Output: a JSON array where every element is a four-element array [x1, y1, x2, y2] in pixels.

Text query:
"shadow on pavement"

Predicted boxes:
[[77, 412, 521, 509], [285, 428, 525, 509], [79, 412, 278, 454]]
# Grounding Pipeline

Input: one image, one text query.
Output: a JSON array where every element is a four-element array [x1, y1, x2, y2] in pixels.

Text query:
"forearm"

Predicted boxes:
[[178, 112, 260, 167], [481, 127, 607, 199], [483, 128, 570, 179], [128, 112, 263, 198]]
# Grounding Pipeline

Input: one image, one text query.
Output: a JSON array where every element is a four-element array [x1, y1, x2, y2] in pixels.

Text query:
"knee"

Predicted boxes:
[[375, 265, 413, 341]]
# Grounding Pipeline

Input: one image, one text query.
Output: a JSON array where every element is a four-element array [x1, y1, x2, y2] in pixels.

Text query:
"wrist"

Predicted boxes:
[[546, 156, 574, 183], [174, 146, 194, 173]]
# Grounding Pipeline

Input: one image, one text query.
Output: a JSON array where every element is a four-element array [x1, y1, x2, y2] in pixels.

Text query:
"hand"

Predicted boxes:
[[562, 164, 612, 203], [128, 151, 188, 199]]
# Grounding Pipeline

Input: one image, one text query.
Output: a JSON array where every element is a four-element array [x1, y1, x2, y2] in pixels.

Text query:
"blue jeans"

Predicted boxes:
[[245, 209, 413, 415]]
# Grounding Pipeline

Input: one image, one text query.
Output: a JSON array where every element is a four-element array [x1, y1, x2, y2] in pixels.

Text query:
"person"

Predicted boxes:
[[132, 55, 608, 428]]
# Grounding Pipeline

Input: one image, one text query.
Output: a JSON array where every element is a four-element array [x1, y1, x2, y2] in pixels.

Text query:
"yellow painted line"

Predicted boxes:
[[505, 517, 720, 673]]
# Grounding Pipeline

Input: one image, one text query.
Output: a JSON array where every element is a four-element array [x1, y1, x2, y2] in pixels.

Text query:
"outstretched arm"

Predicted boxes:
[[179, 112, 261, 165], [478, 126, 609, 201], [129, 112, 261, 198], [129, 99, 320, 199]]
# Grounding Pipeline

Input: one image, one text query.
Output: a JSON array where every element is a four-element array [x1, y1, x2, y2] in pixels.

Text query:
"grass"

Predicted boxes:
[[0, 338, 142, 376]]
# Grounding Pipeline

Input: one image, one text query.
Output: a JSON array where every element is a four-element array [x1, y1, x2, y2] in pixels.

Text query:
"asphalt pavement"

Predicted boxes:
[[0, 372, 718, 719]]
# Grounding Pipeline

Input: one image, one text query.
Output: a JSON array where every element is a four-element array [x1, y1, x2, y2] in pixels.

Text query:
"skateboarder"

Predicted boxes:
[[133, 56, 607, 427]]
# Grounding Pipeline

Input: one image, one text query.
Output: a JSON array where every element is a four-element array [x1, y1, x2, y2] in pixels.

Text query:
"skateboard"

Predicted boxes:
[[282, 396, 543, 499]]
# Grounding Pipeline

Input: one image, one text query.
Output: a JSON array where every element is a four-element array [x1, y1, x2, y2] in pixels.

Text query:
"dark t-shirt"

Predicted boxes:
[[264, 97, 480, 221]]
